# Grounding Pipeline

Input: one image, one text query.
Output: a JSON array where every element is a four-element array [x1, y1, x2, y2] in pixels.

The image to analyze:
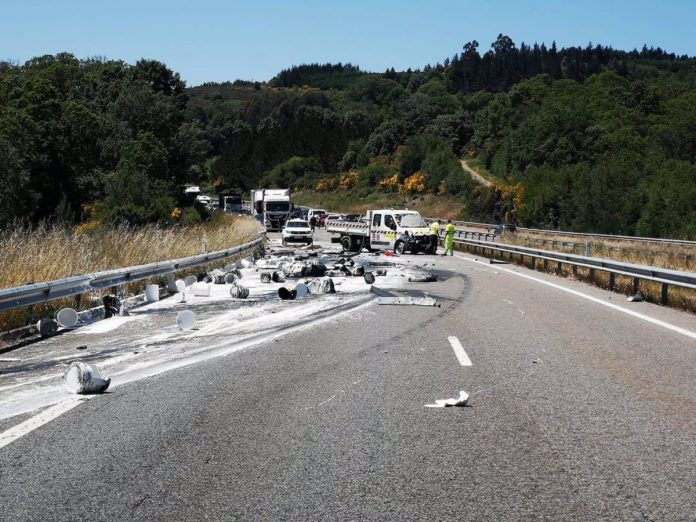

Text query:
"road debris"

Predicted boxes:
[[307, 277, 336, 294], [102, 294, 122, 318], [56, 308, 79, 328], [63, 361, 111, 394], [278, 287, 297, 300], [229, 284, 250, 299], [36, 318, 59, 337], [363, 272, 376, 284], [627, 290, 644, 302], [424, 390, 469, 408], [176, 310, 197, 330], [377, 296, 440, 307], [407, 272, 438, 283], [260, 272, 272, 283]]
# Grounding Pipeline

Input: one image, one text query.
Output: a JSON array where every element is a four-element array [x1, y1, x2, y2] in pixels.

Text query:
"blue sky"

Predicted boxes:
[[1, 0, 695, 86]]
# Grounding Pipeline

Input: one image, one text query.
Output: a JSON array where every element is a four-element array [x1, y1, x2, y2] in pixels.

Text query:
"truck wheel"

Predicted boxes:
[[394, 241, 406, 255], [341, 235, 353, 252], [282, 239, 287, 246]]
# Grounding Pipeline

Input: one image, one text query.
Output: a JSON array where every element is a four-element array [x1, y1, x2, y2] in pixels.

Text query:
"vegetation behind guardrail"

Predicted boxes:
[[0, 214, 261, 334]]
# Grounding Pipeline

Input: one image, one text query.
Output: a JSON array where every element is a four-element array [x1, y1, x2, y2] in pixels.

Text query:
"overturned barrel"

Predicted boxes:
[[278, 287, 297, 300]]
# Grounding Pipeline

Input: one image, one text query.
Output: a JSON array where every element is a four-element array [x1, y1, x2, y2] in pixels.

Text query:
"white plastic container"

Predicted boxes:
[[56, 308, 78, 328], [191, 282, 211, 297], [176, 310, 197, 330], [145, 284, 160, 302]]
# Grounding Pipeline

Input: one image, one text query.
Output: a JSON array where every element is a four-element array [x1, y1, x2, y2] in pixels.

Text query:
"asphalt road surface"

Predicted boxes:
[[1, 229, 695, 521]]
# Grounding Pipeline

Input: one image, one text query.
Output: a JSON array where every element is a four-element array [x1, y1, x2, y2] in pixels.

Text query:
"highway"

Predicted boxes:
[[1, 229, 696, 520]]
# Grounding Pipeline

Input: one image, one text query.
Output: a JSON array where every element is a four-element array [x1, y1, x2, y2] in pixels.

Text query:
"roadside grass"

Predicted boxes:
[[483, 231, 696, 313], [0, 214, 260, 335]]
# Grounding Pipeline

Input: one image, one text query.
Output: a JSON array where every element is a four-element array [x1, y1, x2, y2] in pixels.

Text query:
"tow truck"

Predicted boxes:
[[325, 209, 432, 254]]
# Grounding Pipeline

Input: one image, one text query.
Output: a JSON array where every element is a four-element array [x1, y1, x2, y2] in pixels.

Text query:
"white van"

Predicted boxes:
[[307, 209, 327, 224]]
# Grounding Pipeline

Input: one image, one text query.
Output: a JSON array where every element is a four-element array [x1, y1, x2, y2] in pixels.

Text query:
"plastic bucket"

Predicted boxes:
[[56, 308, 79, 328], [176, 310, 197, 330], [278, 287, 297, 300], [36, 318, 58, 337], [295, 283, 308, 298], [145, 284, 160, 302], [191, 282, 211, 297]]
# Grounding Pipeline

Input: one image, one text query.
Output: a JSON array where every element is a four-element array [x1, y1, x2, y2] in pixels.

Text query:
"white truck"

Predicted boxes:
[[326, 209, 432, 254], [251, 189, 293, 231]]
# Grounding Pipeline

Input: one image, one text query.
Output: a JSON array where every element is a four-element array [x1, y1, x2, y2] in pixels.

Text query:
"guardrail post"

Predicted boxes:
[[589, 268, 595, 283], [572, 265, 578, 277], [556, 261, 562, 274], [609, 273, 615, 290], [661, 283, 669, 305], [633, 277, 640, 295], [543, 259, 548, 271]]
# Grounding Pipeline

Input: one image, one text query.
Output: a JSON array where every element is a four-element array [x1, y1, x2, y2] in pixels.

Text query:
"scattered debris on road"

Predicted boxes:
[[424, 390, 469, 407], [627, 290, 644, 302], [377, 296, 440, 307], [63, 361, 111, 394]]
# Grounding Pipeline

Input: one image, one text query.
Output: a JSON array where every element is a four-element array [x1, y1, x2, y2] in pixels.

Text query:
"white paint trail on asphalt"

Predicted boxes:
[[456, 254, 696, 341], [0, 398, 87, 450], [448, 336, 472, 366]]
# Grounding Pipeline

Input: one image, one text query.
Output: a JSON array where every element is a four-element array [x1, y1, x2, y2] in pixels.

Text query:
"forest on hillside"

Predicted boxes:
[[3, 35, 696, 237]]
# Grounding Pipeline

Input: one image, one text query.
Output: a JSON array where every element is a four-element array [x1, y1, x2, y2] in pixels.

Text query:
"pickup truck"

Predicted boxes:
[[325, 209, 433, 254]]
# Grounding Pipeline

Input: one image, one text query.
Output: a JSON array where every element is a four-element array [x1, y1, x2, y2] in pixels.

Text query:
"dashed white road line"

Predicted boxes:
[[448, 336, 472, 366], [0, 398, 88, 450], [455, 254, 696, 341]]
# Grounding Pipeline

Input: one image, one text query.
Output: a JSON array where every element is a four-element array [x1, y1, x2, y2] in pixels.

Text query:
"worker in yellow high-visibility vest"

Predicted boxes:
[[429, 220, 439, 254], [444, 220, 456, 256]]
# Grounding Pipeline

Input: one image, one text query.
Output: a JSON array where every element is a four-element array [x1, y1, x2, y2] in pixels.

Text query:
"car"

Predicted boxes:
[[344, 214, 361, 222], [326, 214, 342, 223], [494, 223, 516, 235], [281, 219, 313, 246]]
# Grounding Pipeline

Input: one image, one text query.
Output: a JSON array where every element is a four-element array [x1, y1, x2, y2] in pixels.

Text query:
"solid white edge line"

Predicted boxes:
[[455, 254, 696, 341], [448, 335, 472, 366], [0, 398, 86, 450]]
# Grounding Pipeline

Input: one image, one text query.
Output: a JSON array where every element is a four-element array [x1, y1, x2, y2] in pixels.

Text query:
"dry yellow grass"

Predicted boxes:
[[0, 214, 261, 335], [479, 231, 696, 313]]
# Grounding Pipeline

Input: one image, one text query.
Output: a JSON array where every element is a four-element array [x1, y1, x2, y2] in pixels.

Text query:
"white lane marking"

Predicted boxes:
[[0, 398, 86, 450], [448, 336, 472, 366], [455, 254, 696, 341]]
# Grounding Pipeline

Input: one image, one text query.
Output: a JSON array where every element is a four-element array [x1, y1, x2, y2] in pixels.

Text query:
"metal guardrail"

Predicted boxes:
[[425, 217, 696, 247], [450, 236, 696, 304], [0, 235, 264, 312]]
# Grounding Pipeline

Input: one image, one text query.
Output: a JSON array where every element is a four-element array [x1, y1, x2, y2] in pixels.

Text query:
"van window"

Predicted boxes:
[[372, 213, 381, 227], [384, 214, 396, 230]]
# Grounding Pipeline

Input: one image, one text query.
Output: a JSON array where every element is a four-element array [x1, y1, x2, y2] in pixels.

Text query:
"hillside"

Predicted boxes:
[[2, 36, 696, 238]]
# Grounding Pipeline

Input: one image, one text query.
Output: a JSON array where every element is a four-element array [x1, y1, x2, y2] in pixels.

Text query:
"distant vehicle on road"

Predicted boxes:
[[494, 223, 516, 235], [281, 219, 313, 246], [307, 209, 327, 225], [344, 214, 361, 222], [251, 188, 293, 231], [184, 185, 201, 195]]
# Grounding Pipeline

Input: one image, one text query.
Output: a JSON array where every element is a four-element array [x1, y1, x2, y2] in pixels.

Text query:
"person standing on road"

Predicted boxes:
[[445, 220, 455, 256], [310, 216, 316, 231], [429, 220, 440, 254]]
